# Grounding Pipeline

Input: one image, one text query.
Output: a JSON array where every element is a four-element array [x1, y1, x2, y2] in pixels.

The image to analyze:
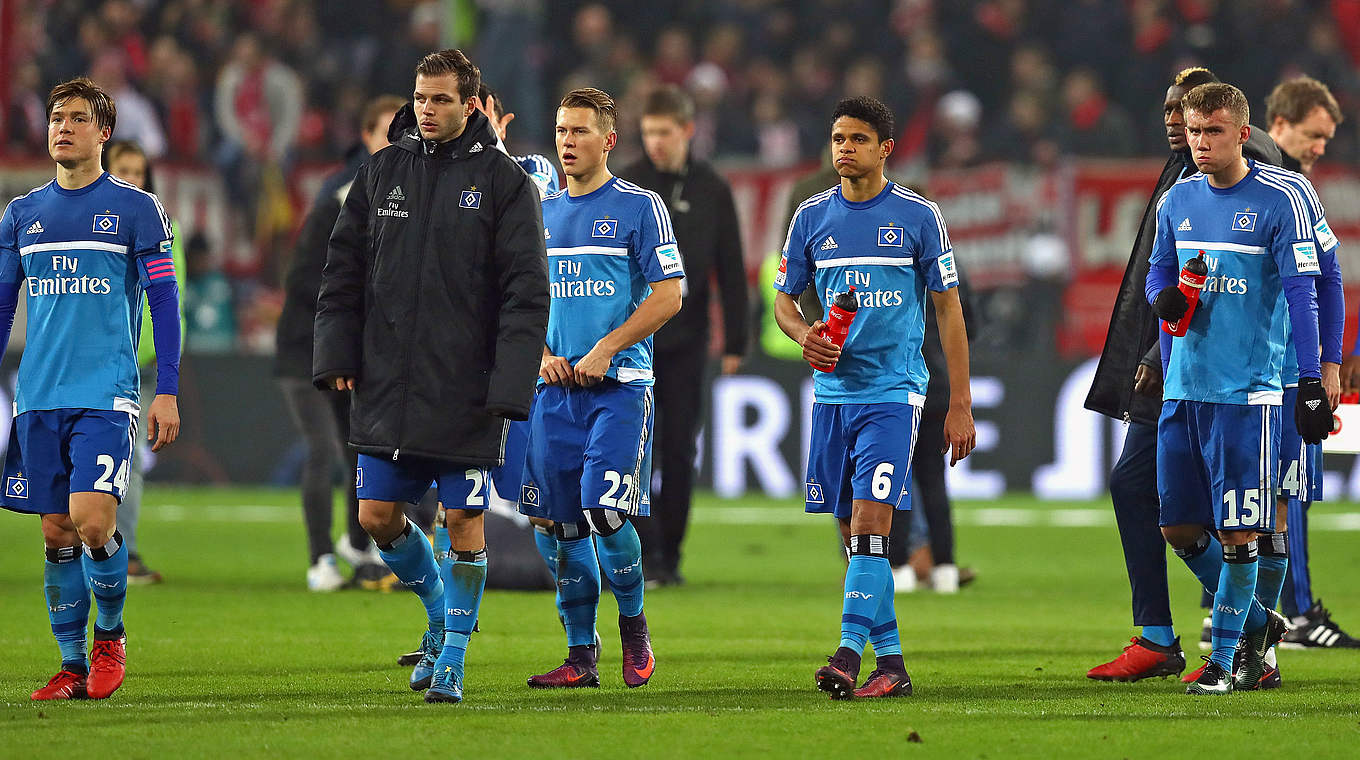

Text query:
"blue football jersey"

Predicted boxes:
[[541, 177, 684, 384], [515, 153, 560, 197], [1152, 160, 1321, 405], [775, 182, 957, 404], [0, 173, 172, 414]]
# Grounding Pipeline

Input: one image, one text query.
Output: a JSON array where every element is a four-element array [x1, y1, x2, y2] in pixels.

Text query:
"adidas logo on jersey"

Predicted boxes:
[[1178, 218, 1192, 231], [24, 221, 43, 235], [821, 236, 839, 250], [387, 186, 405, 202]]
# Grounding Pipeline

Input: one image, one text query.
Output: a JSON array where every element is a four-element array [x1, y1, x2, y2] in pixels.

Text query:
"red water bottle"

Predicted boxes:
[[813, 288, 859, 373], [1162, 252, 1209, 337]]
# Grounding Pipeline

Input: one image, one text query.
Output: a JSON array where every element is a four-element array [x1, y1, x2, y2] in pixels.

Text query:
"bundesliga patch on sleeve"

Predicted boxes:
[[937, 251, 959, 286], [1293, 241, 1320, 274], [1315, 217, 1339, 252], [774, 255, 788, 287], [655, 243, 684, 276]]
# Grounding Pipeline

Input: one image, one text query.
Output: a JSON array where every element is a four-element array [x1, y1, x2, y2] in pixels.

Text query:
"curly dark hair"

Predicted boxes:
[[831, 96, 895, 142]]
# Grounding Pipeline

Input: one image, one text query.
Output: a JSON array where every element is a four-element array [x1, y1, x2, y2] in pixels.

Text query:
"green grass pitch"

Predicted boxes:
[[2, 488, 1359, 758]]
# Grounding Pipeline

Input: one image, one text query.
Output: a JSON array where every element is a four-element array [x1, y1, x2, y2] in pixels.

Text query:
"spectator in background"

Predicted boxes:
[[930, 90, 985, 170], [213, 32, 303, 231], [102, 140, 184, 585], [182, 232, 236, 353], [275, 95, 405, 592], [91, 52, 167, 159], [1056, 68, 1137, 157], [6, 62, 48, 154], [144, 36, 206, 161], [619, 86, 750, 587], [987, 90, 1060, 167]]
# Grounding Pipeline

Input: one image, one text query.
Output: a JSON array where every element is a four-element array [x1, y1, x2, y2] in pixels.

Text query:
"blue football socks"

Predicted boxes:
[[437, 548, 487, 683], [532, 524, 558, 582], [45, 545, 90, 671], [82, 532, 127, 636], [555, 525, 601, 648], [1256, 531, 1289, 613], [867, 586, 902, 658], [1210, 541, 1259, 670], [841, 535, 892, 655], [377, 520, 445, 631], [1174, 531, 1268, 634], [594, 520, 645, 618], [1140, 625, 1177, 648]]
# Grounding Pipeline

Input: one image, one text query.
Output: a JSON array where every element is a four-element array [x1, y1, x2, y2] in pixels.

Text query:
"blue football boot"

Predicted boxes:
[[424, 660, 464, 703], [409, 629, 442, 690]]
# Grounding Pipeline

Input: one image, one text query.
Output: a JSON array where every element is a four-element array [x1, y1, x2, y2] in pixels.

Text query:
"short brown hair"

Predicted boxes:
[[1182, 82, 1249, 127], [413, 49, 480, 102], [46, 77, 116, 133], [1266, 76, 1343, 127], [642, 85, 694, 125], [559, 87, 616, 133], [361, 94, 406, 135]]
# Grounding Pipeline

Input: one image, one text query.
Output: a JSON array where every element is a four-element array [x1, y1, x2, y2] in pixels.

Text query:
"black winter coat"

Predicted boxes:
[[275, 147, 366, 380], [1084, 129, 1282, 425], [313, 107, 549, 465], [617, 156, 750, 356]]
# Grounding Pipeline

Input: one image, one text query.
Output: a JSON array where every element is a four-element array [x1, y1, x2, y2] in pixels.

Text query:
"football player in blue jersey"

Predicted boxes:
[[772, 96, 975, 700], [1147, 83, 1333, 694], [520, 87, 683, 689], [0, 78, 181, 700], [1265, 78, 1360, 650]]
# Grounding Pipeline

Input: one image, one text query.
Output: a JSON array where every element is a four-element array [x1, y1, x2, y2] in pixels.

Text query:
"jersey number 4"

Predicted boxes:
[[93, 455, 130, 494]]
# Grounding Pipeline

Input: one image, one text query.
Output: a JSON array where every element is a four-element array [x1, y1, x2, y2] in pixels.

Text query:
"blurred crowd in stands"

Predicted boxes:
[[3, 0, 1359, 352]]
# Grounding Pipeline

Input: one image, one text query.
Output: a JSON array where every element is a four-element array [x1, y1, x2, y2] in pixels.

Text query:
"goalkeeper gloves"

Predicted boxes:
[[1295, 377, 1333, 445], [1152, 286, 1189, 322]]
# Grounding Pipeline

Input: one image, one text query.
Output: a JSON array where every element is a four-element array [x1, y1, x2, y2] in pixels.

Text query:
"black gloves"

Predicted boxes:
[[1295, 377, 1332, 445], [1152, 286, 1189, 322]]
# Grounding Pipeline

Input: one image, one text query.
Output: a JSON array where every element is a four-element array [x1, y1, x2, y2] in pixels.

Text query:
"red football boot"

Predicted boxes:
[[814, 648, 861, 700], [619, 613, 655, 688], [527, 646, 600, 688], [1087, 636, 1186, 682], [31, 669, 88, 700], [853, 669, 913, 698], [87, 635, 127, 699]]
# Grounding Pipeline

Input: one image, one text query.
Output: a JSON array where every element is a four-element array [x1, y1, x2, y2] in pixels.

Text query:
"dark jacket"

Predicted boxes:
[[313, 106, 549, 465], [276, 146, 366, 379], [1085, 127, 1282, 425], [617, 156, 750, 356]]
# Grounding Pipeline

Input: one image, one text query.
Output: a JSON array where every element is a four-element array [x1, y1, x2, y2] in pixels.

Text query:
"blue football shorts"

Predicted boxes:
[[1157, 399, 1279, 532], [1278, 386, 1323, 502], [487, 419, 529, 510], [356, 453, 489, 510], [519, 380, 653, 524], [1, 408, 137, 514], [805, 401, 922, 519]]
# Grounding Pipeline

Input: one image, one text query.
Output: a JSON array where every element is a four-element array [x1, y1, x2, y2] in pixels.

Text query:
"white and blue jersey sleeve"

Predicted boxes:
[[1153, 162, 1320, 405], [775, 182, 956, 405], [515, 154, 560, 197], [1259, 165, 1343, 385], [541, 177, 684, 385]]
